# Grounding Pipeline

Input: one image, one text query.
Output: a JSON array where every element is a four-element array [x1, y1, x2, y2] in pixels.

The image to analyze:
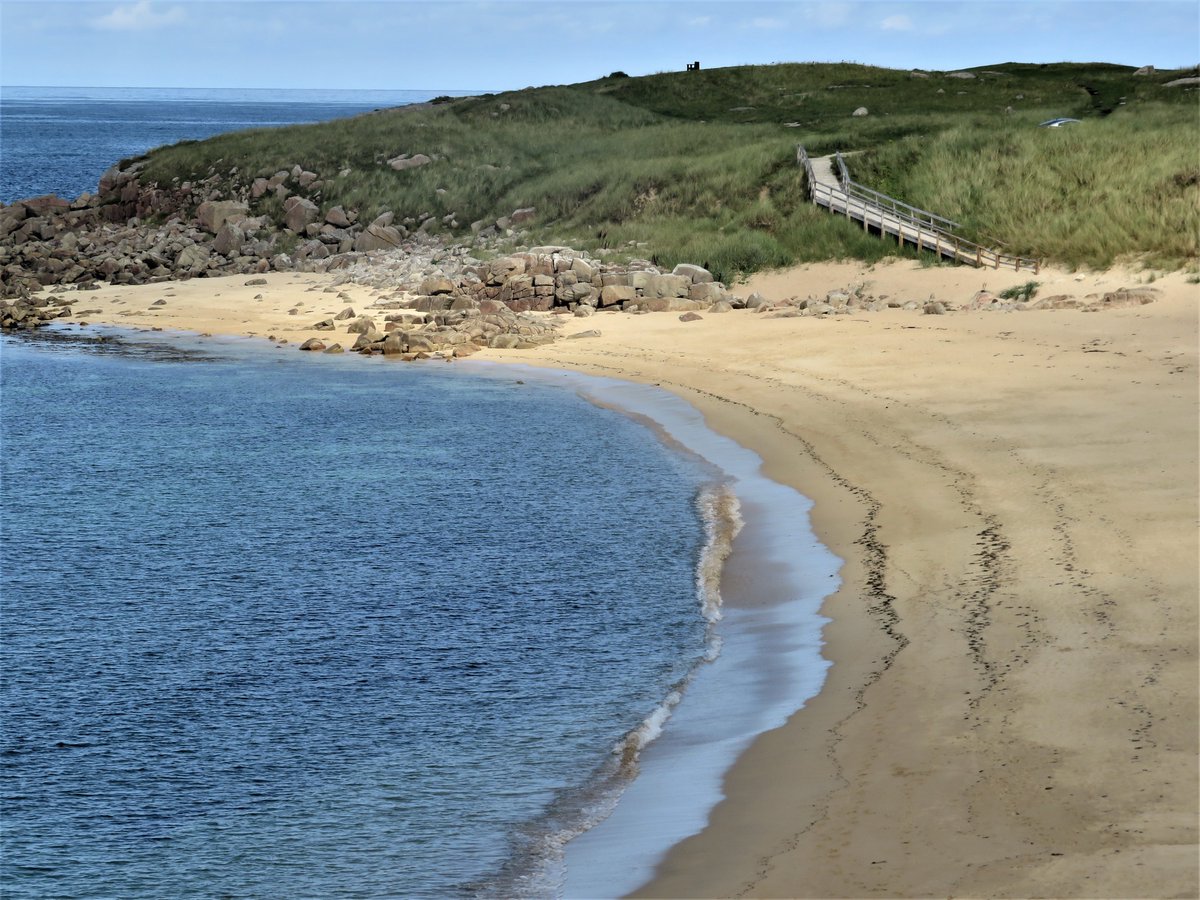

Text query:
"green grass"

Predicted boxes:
[[999, 281, 1040, 301], [133, 62, 1200, 278]]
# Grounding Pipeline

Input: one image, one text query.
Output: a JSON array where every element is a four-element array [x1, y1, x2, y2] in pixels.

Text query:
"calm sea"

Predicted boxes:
[[0, 327, 721, 898], [0, 85, 479, 204]]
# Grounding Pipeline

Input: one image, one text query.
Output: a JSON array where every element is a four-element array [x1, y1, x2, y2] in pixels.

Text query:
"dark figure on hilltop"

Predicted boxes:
[[687, 60, 701, 71]]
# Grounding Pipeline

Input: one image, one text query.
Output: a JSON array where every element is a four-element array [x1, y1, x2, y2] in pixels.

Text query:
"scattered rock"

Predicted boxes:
[[388, 154, 433, 171]]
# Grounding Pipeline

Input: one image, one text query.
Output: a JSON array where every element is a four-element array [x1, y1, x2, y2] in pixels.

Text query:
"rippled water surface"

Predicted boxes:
[[0, 329, 712, 898]]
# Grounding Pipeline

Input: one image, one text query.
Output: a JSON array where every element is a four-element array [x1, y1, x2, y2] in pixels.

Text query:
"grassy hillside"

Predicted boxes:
[[137, 62, 1200, 279]]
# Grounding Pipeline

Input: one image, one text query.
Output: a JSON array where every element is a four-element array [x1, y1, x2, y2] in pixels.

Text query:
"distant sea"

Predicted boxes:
[[0, 85, 480, 204]]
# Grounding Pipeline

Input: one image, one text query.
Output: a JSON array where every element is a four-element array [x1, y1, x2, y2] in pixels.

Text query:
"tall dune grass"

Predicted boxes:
[[136, 62, 1200, 277], [852, 103, 1199, 267]]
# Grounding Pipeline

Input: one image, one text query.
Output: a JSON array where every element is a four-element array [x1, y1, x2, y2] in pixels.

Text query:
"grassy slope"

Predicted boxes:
[[138, 62, 1200, 280]]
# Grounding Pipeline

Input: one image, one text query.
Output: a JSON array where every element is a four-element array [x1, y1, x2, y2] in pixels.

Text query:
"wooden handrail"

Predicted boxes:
[[834, 152, 960, 230], [798, 145, 1039, 273]]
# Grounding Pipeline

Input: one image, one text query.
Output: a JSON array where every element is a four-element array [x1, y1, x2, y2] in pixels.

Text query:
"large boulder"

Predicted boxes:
[[689, 282, 727, 304], [485, 256, 526, 283], [570, 258, 597, 281], [175, 244, 210, 275], [212, 223, 244, 257], [196, 200, 249, 234], [283, 196, 319, 233], [640, 274, 690, 299], [420, 275, 455, 295], [562, 283, 597, 305], [325, 206, 353, 228], [672, 263, 714, 284], [600, 285, 636, 307], [354, 223, 406, 252], [346, 315, 377, 334]]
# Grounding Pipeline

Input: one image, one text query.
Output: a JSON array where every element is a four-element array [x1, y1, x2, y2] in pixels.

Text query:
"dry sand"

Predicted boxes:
[[63, 259, 1198, 898]]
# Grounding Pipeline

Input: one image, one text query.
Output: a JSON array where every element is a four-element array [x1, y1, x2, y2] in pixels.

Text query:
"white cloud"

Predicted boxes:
[[803, 2, 854, 29], [881, 14, 914, 31], [93, 1, 185, 32], [745, 16, 787, 30]]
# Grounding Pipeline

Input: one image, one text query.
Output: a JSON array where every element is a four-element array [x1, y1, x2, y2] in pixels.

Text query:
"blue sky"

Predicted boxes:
[[2, 0, 1196, 91]]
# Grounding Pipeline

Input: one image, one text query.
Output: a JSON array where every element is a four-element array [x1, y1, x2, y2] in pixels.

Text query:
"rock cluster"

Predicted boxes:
[[301, 301, 560, 361], [1, 151, 577, 303], [286, 247, 739, 360], [1, 294, 75, 331]]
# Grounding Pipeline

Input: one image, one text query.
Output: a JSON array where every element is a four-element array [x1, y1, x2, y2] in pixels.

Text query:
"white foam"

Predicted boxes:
[[461, 364, 842, 900]]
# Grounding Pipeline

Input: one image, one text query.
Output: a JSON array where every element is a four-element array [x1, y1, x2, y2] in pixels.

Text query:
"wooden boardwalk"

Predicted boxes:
[[797, 146, 1040, 273]]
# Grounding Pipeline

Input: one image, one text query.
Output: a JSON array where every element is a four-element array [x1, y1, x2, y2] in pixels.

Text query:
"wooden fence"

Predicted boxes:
[[797, 145, 1040, 273]]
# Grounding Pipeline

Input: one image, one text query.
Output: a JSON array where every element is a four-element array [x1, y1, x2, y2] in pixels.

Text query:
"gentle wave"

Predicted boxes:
[[474, 483, 742, 899]]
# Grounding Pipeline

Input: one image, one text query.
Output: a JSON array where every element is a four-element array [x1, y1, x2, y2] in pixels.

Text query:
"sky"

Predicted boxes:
[[1, 0, 1196, 92]]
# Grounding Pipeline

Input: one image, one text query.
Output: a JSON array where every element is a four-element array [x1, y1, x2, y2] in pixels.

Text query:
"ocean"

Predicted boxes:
[[0, 88, 839, 898]]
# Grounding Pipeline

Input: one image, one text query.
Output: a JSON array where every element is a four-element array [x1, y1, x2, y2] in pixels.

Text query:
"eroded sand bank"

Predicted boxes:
[[56, 259, 1199, 898]]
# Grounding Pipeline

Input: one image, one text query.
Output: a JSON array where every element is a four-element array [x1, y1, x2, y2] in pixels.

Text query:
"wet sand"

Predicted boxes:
[[61, 259, 1198, 897]]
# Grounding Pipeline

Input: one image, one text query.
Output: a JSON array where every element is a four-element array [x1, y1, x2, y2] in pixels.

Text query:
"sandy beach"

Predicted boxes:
[[57, 259, 1198, 898]]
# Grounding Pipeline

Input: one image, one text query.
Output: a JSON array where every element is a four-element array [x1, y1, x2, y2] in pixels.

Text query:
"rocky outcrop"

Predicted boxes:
[[1, 295, 73, 331]]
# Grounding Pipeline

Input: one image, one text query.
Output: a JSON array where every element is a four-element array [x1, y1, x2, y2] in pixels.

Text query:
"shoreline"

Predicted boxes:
[[490, 367, 840, 897], [27, 259, 1199, 898]]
